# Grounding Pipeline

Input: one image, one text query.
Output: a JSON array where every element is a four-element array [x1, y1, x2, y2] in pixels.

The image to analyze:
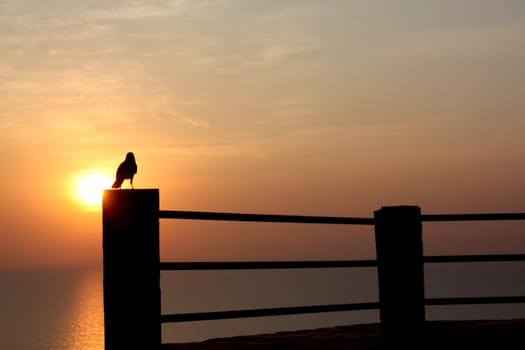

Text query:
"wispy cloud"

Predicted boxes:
[[244, 33, 319, 67], [149, 103, 210, 128], [83, 0, 234, 22], [85, 2, 181, 22]]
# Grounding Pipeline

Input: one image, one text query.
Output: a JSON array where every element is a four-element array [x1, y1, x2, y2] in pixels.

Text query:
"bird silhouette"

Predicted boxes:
[[112, 152, 137, 189]]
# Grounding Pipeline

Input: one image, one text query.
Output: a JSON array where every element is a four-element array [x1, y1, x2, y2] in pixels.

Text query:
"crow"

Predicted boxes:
[[112, 152, 137, 189]]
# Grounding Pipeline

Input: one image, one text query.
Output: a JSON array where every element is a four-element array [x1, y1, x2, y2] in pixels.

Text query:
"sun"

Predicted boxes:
[[77, 174, 113, 205]]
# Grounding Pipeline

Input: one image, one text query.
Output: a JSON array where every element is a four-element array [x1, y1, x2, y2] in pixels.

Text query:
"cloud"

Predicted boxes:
[[178, 116, 209, 128], [249, 34, 319, 66], [150, 104, 210, 128], [85, 3, 181, 22], [83, 0, 233, 22]]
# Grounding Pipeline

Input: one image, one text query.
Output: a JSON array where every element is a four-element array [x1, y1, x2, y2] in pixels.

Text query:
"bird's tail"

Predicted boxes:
[[112, 180, 123, 189]]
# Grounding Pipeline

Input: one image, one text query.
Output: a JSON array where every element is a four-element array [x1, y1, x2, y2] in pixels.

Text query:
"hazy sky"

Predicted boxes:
[[1, 0, 524, 267]]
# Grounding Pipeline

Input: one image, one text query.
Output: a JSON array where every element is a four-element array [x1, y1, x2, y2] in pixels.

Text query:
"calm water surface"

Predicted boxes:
[[0, 267, 104, 350], [1, 264, 524, 349]]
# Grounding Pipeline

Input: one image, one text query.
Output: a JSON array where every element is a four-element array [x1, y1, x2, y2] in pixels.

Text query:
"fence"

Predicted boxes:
[[102, 189, 525, 349]]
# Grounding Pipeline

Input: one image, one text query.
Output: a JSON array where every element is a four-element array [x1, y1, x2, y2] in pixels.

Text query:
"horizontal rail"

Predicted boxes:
[[161, 302, 379, 323], [161, 296, 525, 323], [423, 254, 525, 263], [426, 296, 525, 306], [158, 210, 375, 225], [160, 260, 377, 270], [159, 210, 525, 224], [422, 213, 525, 222], [160, 296, 525, 324], [160, 255, 525, 271]]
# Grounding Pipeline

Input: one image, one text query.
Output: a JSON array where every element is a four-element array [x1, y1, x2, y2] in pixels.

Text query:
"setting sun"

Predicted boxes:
[[77, 174, 113, 205]]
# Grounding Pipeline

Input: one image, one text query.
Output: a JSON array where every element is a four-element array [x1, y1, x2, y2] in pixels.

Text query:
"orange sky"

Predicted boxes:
[[1, 1, 524, 267]]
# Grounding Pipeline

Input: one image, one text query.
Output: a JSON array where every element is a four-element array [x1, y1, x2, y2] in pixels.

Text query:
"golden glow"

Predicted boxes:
[[77, 174, 112, 205], [66, 269, 104, 350]]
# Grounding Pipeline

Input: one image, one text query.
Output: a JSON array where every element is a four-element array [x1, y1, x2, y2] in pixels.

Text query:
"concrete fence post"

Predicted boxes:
[[374, 205, 425, 330], [102, 189, 161, 350]]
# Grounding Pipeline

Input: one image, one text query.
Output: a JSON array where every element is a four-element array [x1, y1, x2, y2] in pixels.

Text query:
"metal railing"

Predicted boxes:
[[159, 210, 378, 324], [158, 209, 525, 324], [101, 189, 525, 349]]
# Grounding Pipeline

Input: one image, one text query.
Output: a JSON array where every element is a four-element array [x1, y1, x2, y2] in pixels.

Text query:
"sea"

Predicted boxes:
[[1, 263, 524, 350]]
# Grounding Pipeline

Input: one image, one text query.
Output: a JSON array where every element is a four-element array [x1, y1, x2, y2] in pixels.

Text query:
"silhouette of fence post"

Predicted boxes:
[[102, 189, 161, 350], [374, 206, 425, 330]]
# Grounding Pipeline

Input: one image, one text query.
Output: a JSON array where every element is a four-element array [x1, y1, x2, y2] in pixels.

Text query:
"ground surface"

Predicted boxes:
[[163, 319, 525, 350]]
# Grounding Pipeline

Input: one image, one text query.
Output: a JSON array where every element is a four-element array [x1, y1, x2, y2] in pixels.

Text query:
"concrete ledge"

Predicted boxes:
[[163, 319, 525, 350]]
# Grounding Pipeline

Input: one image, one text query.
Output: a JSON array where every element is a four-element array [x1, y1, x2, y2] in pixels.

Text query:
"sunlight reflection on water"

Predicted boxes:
[[65, 269, 104, 350], [0, 267, 104, 350]]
